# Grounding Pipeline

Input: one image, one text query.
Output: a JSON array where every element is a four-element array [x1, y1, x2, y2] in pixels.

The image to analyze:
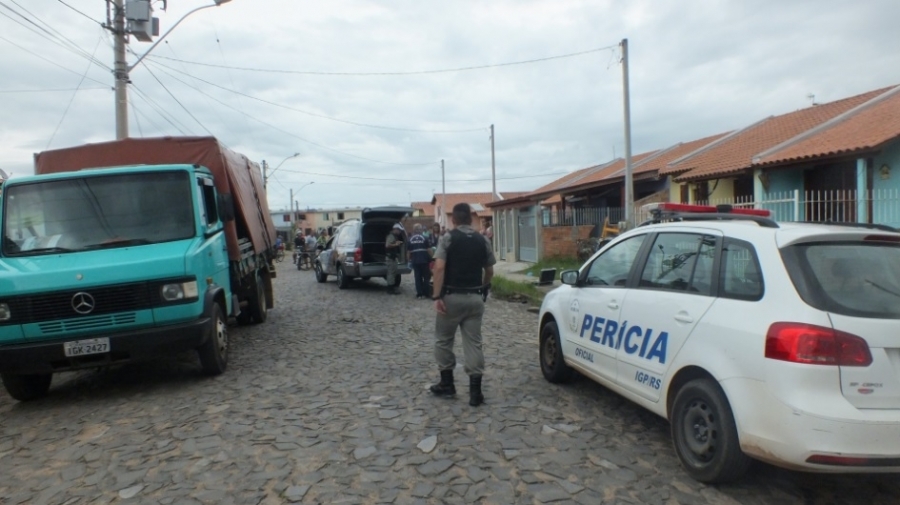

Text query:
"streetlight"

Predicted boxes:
[[112, 0, 233, 139], [290, 182, 314, 237], [263, 152, 300, 189]]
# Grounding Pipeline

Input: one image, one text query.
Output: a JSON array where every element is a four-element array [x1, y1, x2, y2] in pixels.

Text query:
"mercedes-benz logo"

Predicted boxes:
[[71, 292, 96, 315]]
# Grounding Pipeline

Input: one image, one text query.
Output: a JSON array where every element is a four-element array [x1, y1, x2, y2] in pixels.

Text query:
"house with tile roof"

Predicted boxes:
[[486, 83, 900, 264], [663, 85, 900, 224]]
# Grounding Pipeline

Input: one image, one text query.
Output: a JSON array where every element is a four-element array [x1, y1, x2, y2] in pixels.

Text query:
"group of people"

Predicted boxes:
[[292, 229, 328, 263], [386, 205, 496, 407]]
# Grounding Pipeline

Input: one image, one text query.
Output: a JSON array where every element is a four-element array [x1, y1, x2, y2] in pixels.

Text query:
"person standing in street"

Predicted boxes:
[[384, 223, 405, 295], [407, 224, 431, 299], [430, 203, 496, 406]]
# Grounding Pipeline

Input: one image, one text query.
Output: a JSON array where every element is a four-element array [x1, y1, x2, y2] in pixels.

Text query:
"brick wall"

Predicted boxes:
[[541, 225, 594, 259]]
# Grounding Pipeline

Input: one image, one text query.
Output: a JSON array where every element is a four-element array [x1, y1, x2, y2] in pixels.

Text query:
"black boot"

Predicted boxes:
[[469, 375, 484, 407], [429, 370, 456, 397]]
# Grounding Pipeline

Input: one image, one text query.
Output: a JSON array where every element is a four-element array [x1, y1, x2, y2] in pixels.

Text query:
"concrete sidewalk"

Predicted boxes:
[[492, 261, 562, 293]]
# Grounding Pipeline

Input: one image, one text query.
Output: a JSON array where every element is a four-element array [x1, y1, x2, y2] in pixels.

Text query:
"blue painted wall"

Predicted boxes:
[[760, 168, 805, 221]]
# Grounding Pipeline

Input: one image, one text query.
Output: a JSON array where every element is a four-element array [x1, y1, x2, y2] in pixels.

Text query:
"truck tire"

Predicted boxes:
[[198, 303, 228, 375], [0, 372, 52, 401], [247, 273, 268, 324], [391, 274, 401, 287]]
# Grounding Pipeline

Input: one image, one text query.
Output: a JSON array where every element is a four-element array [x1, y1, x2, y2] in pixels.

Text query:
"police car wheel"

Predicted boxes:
[[539, 321, 575, 383], [670, 379, 751, 483]]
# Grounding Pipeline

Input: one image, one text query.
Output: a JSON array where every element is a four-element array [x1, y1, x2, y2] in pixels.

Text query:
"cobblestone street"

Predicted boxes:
[[1, 267, 899, 505]]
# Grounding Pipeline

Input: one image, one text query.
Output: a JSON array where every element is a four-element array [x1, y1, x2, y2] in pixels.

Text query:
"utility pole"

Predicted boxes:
[[113, 0, 128, 139], [262, 160, 268, 189], [441, 159, 446, 228], [108, 0, 232, 139], [621, 38, 634, 227], [490, 124, 497, 201]]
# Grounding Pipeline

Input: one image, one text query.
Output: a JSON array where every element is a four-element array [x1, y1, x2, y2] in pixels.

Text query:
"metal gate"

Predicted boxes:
[[518, 206, 537, 263]]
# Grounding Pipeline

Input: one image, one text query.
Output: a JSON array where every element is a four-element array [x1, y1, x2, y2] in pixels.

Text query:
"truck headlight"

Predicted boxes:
[[161, 280, 199, 302], [0, 303, 10, 321]]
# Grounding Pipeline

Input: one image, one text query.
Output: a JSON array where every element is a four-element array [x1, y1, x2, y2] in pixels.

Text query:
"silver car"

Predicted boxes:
[[314, 207, 413, 289]]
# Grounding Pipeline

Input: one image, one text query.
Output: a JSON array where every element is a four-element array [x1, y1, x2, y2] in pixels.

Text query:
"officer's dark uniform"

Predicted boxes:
[[430, 223, 496, 405]]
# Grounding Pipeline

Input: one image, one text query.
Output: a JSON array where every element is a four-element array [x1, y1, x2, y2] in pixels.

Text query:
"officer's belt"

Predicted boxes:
[[444, 286, 485, 295]]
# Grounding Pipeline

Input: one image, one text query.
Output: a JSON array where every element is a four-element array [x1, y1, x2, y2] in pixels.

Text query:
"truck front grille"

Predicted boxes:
[[1, 281, 163, 325]]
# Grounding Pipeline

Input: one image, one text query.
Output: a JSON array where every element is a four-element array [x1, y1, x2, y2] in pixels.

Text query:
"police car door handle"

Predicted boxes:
[[607, 301, 619, 310], [675, 312, 694, 323]]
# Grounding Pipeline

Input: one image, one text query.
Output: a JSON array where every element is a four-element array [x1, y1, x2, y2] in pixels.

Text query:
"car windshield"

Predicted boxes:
[[3, 171, 195, 256], [784, 241, 900, 319]]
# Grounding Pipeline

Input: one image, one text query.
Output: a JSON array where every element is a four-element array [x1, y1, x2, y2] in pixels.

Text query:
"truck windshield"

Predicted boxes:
[[3, 171, 195, 256]]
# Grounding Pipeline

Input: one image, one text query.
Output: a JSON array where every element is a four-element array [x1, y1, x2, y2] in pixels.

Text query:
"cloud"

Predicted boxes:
[[1, 0, 898, 209]]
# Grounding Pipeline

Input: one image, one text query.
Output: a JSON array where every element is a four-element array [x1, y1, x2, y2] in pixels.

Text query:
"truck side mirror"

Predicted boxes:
[[218, 193, 235, 222]]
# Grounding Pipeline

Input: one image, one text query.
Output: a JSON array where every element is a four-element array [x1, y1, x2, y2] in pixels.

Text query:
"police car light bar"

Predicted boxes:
[[654, 202, 772, 217]]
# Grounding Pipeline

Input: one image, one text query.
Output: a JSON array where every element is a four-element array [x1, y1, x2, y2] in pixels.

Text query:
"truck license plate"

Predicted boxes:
[[63, 338, 110, 357]]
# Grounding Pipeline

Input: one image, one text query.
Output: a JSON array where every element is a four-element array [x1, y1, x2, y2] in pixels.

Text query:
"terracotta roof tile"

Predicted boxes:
[[755, 85, 900, 166], [669, 87, 893, 182]]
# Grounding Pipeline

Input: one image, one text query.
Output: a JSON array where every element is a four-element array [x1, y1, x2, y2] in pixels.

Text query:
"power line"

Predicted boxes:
[[0, 34, 110, 87], [0, 87, 107, 93], [145, 60, 439, 167], [146, 45, 618, 76], [0, 1, 110, 71], [138, 62, 214, 136], [274, 166, 568, 183], [129, 84, 190, 135], [147, 58, 486, 133], [56, 0, 102, 26], [46, 33, 104, 149]]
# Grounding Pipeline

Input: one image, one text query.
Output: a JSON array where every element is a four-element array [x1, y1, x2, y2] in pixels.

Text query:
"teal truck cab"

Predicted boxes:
[[0, 137, 278, 401]]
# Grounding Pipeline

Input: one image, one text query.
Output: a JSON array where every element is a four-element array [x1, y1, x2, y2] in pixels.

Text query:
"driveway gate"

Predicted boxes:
[[518, 206, 537, 263]]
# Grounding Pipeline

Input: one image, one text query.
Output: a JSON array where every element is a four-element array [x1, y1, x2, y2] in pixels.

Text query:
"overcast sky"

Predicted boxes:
[[1, 0, 898, 211]]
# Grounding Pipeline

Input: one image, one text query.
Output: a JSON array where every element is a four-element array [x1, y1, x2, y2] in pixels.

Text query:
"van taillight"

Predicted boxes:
[[765, 323, 872, 366], [353, 248, 362, 262]]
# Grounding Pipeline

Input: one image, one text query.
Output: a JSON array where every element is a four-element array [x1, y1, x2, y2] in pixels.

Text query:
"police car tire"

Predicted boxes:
[[539, 321, 576, 383], [315, 263, 327, 283], [337, 266, 350, 289], [1, 372, 52, 402], [198, 303, 228, 376], [670, 379, 752, 483]]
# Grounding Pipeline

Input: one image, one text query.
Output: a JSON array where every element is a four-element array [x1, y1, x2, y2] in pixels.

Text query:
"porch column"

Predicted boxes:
[[856, 158, 868, 223], [753, 168, 765, 208]]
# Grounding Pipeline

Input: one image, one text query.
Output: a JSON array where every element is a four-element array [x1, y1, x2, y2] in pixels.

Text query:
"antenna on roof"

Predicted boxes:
[[807, 93, 817, 106]]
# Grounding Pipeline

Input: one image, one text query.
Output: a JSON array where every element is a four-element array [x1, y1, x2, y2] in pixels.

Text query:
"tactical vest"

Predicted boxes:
[[445, 229, 487, 288]]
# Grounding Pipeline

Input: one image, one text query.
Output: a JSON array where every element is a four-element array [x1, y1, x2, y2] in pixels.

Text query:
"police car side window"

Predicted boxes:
[[720, 238, 763, 301], [639, 233, 714, 294], [584, 235, 646, 287]]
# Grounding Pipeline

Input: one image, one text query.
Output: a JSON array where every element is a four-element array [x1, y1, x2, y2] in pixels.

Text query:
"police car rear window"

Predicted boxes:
[[783, 242, 900, 319]]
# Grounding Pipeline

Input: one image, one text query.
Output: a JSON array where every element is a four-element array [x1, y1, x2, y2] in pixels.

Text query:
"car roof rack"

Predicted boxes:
[[639, 203, 780, 229]]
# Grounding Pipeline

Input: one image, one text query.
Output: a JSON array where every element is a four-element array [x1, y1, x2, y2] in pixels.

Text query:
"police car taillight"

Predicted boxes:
[[652, 202, 772, 217], [765, 323, 872, 367]]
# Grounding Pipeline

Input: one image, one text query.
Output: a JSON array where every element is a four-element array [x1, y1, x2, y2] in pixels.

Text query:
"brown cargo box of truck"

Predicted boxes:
[[34, 136, 277, 263]]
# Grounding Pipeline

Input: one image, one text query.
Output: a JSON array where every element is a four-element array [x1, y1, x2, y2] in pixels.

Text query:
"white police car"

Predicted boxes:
[[538, 203, 900, 483]]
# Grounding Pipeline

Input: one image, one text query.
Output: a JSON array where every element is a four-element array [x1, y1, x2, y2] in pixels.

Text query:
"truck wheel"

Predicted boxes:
[[391, 274, 401, 287], [247, 273, 268, 324], [0, 372, 52, 401], [315, 262, 328, 283], [337, 265, 350, 289], [671, 379, 751, 483], [198, 303, 228, 375]]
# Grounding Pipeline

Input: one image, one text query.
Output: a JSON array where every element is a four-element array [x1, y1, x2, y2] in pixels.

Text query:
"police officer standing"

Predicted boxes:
[[384, 223, 405, 295], [430, 203, 496, 406]]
